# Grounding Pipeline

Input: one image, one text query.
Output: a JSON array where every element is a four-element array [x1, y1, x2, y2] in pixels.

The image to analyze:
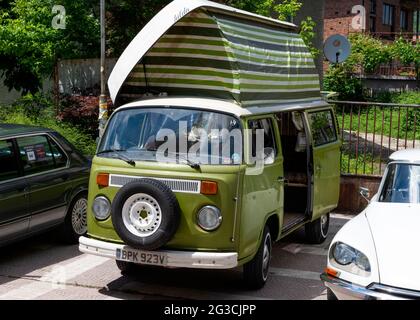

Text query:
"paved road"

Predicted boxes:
[[0, 215, 350, 300]]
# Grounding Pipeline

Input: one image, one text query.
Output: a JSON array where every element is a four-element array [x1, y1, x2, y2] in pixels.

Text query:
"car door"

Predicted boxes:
[[239, 117, 284, 259], [0, 138, 30, 243], [15, 134, 72, 232], [306, 108, 341, 220]]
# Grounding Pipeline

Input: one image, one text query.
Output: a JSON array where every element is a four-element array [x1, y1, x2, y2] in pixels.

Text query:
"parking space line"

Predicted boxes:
[[269, 267, 321, 281], [0, 255, 109, 300]]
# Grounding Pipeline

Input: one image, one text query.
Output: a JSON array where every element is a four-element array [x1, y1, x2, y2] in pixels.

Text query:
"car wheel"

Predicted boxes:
[[116, 260, 136, 274], [111, 179, 180, 251], [327, 288, 338, 300], [305, 213, 329, 244], [243, 226, 272, 289], [61, 193, 88, 244]]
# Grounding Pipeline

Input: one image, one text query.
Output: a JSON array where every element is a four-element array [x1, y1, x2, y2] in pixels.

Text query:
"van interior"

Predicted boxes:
[[276, 112, 313, 233]]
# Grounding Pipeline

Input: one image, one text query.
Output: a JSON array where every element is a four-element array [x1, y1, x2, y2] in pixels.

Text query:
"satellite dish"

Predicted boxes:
[[324, 34, 351, 64]]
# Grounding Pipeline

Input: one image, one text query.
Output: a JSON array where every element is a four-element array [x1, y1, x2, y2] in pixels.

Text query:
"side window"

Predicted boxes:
[[0, 139, 20, 182], [308, 110, 337, 147], [16, 135, 56, 175], [248, 118, 277, 158], [49, 137, 68, 168]]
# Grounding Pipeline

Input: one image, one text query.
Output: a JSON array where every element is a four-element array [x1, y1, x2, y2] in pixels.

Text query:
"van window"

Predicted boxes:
[[0, 139, 19, 182], [248, 119, 277, 158], [16, 135, 56, 175], [308, 110, 337, 146]]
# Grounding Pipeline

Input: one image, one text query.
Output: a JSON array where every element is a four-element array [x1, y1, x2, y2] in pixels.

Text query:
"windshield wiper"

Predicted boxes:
[[97, 149, 136, 166], [167, 152, 200, 170]]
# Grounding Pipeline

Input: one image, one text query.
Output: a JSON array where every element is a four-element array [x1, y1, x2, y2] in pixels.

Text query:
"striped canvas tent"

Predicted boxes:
[[108, 0, 321, 108]]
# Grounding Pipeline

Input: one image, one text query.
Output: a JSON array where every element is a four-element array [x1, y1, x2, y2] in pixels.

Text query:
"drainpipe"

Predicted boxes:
[[98, 0, 107, 139]]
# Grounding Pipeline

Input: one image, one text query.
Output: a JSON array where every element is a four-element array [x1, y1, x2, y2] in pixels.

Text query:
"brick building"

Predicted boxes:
[[324, 0, 419, 41]]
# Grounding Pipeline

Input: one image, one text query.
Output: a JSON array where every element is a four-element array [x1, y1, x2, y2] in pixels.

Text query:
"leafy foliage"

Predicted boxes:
[[0, 94, 97, 155], [324, 64, 363, 101], [0, 0, 100, 93]]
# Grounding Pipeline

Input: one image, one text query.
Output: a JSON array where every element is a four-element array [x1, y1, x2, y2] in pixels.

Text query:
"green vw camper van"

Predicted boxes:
[[79, 0, 341, 289]]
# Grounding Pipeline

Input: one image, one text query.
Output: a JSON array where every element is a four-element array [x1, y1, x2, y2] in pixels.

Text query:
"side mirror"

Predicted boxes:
[[360, 187, 371, 203]]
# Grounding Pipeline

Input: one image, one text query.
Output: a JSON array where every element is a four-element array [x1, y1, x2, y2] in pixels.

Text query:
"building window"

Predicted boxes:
[[383, 4, 395, 26], [400, 10, 409, 30], [370, 0, 377, 15]]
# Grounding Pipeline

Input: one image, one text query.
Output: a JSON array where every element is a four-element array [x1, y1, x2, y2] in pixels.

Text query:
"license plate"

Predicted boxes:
[[116, 248, 167, 266]]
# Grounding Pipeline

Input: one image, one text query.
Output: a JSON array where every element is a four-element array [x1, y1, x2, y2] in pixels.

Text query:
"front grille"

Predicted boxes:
[[109, 174, 201, 194]]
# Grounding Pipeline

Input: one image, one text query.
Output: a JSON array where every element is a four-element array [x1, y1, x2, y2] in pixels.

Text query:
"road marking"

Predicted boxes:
[[281, 243, 329, 256], [0, 255, 109, 300], [270, 267, 321, 281], [331, 213, 354, 220]]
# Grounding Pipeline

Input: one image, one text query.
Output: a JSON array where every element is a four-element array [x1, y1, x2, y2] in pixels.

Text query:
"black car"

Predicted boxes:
[[0, 124, 90, 246]]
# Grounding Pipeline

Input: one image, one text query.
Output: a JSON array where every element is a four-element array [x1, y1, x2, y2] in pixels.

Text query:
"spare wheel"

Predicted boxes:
[[111, 179, 180, 250]]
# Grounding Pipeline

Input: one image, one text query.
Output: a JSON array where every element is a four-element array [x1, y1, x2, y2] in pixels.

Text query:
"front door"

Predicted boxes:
[[0, 138, 29, 242], [239, 117, 284, 259], [306, 108, 341, 220]]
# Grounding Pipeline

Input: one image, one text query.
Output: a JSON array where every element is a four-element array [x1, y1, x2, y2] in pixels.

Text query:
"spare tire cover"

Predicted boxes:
[[111, 178, 180, 250]]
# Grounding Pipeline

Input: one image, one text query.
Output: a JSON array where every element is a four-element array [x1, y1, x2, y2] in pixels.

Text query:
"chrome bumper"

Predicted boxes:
[[79, 236, 238, 269], [321, 273, 409, 300]]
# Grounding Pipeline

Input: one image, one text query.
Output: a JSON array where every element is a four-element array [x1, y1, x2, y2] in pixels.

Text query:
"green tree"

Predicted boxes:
[[0, 0, 100, 93]]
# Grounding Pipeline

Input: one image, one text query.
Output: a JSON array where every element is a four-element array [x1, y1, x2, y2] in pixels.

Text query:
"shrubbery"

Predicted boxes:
[[0, 93, 97, 155]]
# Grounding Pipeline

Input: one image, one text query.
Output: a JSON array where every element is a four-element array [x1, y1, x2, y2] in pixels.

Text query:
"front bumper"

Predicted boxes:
[[321, 273, 416, 300], [79, 236, 238, 269]]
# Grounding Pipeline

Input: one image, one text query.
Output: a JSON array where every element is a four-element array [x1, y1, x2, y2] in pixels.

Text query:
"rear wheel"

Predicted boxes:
[[243, 226, 272, 289], [61, 193, 88, 244], [305, 213, 329, 244]]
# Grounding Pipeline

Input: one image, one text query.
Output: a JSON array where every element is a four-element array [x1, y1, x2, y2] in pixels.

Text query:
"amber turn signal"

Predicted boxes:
[[325, 267, 339, 278], [97, 173, 109, 187], [201, 181, 218, 195]]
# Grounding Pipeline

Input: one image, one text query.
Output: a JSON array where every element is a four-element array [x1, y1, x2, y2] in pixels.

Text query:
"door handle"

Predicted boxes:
[[277, 177, 287, 184]]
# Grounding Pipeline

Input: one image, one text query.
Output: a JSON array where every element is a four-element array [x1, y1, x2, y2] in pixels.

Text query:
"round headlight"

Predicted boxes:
[[92, 196, 111, 220], [333, 242, 356, 265], [355, 250, 371, 272], [197, 206, 222, 231]]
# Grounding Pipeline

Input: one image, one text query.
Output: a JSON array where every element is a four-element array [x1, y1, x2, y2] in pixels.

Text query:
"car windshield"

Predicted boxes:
[[98, 107, 243, 165], [379, 163, 420, 204]]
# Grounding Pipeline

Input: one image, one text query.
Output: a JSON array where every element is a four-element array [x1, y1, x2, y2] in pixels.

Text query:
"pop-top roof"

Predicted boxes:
[[108, 0, 321, 108]]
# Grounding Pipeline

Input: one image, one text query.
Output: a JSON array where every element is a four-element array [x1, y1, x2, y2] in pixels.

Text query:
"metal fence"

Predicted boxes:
[[331, 100, 420, 176]]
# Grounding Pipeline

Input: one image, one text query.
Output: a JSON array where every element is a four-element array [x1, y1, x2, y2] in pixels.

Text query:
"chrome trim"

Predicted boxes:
[[109, 174, 201, 194], [79, 236, 238, 269], [321, 273, 407, 300], [369, 283, 420, 299]]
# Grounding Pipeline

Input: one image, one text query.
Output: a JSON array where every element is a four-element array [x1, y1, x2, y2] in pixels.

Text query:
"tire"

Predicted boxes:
[[305, 213, 329, 244], [111, 179, 180, 251], [243, 226, 272, 290], [116, 260, 136, 274], [61, 193, 88, 244], [327, 288, 338, 300]]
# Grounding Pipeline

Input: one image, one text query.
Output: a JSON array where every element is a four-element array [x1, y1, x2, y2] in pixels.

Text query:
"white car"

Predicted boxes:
[[321, 149, 420, 300]]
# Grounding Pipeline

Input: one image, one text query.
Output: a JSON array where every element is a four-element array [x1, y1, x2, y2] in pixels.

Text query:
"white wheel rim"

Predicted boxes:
[[122, 193, 162, 238], [71, 198, 87, 235], [320, 215, 328, 238], [262, 233, 272, 281]]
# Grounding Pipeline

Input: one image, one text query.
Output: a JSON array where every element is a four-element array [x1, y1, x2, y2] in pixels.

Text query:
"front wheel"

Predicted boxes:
[[305, 213, 329, 244], [243, 226, 272, 289]]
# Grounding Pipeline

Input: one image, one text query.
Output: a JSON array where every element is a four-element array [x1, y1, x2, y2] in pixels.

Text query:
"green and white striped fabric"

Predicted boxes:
[[120, 10, 321, 107]]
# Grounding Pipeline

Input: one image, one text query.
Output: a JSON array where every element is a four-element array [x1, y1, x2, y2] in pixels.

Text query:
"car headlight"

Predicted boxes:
[[197, 206, 222, 231], [92, 196, 111, 220], [330, 242, 371, 276]]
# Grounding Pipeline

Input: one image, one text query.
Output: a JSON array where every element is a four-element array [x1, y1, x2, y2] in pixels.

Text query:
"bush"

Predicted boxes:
[[323, 64, 363, 101], [0, 96, 97, 156]]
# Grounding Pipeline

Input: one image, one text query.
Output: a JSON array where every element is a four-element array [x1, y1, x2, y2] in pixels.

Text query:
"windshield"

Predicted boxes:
[[98, 107, 243, 165], [379, 163, 420, 204]]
